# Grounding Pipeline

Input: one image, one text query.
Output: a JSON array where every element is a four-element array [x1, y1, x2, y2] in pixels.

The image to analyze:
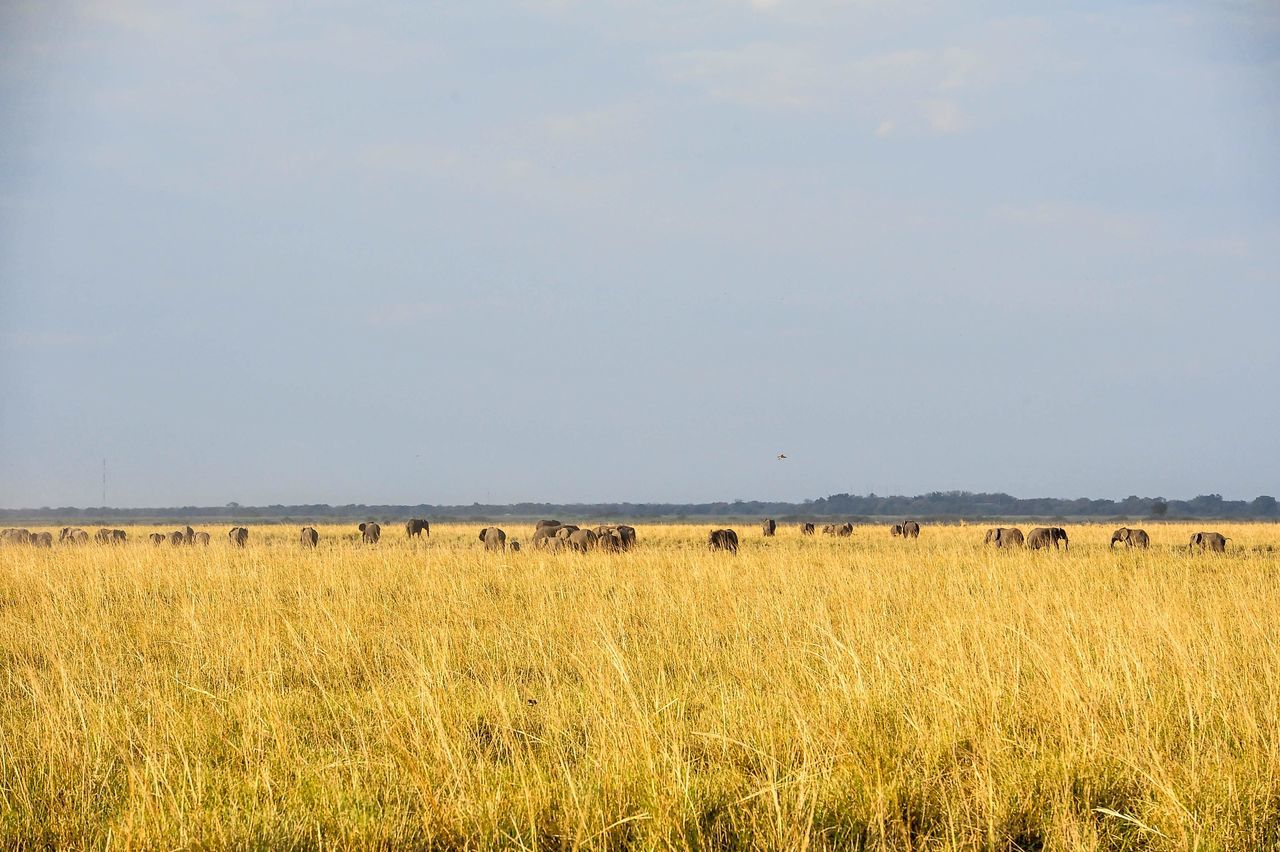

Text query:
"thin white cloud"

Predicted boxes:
[[660, 40, 992, 134]]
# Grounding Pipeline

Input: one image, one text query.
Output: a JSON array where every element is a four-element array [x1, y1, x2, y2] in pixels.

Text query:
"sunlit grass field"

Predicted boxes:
[[1, 521, 1278, 849]]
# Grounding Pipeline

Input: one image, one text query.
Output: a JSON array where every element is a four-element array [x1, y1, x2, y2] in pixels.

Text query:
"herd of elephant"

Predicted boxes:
[[0, 520, 1235, 554]]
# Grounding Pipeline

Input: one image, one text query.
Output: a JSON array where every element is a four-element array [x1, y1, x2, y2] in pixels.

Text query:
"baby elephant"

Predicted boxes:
[[708, 529, 739, 553], [761, 519, 776, 537], [300, 527, 319, 548], [1189, 531, 1228, 553], [149, 533, 166, 545], [984, 527, 1024, 547], [358, 522, 381, 544], [1110, 527, 1149, 549], [901, 521, 921, 539], [890, 524, 904, 537], [800, 523, 815, 535], [228, 527, 249, 547]]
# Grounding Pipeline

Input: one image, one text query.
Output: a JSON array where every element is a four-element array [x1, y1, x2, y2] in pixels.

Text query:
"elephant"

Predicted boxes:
[[479, 527, 507, 551], [821, 524, 836, 535], [596, 530, 623, 551], [358, 522, 382, 544], [708, 529, 739, 553], [193, 531, 210, 546], [300, 527, 319, 548], [985, 527, 1024, 547], [58, 527, 82, 543], [535, 520, 563, 531], [66, 529, 89, 545], [1027, 527, 1069, 550], [509, 540, 521, 552], [800, 523, 815, 535], [182, 526, 195, 545], [405, 518, 430, 539], [1, 529, 31, 545], [31, 532, 52, 547], [149, 533, 166, 545], [567, 529, 598, 552], [1110, 527, 1150, 549], [94, 528, 126, 544], [890, 524, 904, 537], [228, 527, 249, 547], [532, 527, 563, 549], [835, 523, 853, 537], [593, 524, 637, 550], [169, 531, 185, 546], [615, 525, 637, 550], [1189, 531, 1228, 553], [902, 521, 921, 539], [761, 519, 776, 537], [554, 526, 580, 543]]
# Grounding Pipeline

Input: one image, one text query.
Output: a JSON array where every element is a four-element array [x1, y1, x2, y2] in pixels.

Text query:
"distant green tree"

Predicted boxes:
[[1151, 500, 1168, 517]]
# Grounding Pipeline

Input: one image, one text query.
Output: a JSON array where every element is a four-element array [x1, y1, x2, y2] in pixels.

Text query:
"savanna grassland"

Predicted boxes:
[[1, 522, 1279, 850]]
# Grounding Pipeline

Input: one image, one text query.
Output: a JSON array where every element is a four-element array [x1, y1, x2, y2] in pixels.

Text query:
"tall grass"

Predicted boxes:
[[1, 522, 1278, 848]]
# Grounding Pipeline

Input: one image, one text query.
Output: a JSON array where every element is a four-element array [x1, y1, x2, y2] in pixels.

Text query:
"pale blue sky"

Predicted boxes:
[[1, 1, 1277, 507]]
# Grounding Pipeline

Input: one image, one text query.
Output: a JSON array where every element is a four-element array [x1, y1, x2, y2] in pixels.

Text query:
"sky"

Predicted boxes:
[[1, 0, 1277, 508]]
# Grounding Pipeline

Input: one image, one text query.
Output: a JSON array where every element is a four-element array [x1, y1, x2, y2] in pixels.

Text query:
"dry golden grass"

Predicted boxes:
[[1, 521, 1279, 849]]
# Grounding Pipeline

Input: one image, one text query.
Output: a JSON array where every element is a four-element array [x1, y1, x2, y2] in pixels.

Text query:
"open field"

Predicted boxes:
[[2, 522, 1279, 849]]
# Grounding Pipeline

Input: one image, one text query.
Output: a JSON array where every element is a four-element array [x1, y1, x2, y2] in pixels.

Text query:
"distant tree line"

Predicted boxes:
[[1, 492, 1276, 524]]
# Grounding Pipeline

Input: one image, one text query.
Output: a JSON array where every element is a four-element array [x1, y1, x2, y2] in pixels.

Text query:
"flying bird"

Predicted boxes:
[[777, 453, 788, 460]]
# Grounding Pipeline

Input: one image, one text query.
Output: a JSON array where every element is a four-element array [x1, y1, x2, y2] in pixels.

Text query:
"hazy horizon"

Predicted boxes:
[[2, 1, 1277, 509]]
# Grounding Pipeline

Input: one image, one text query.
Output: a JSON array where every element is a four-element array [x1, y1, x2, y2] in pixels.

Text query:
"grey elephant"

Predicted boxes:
[[300, 527, 319, 548], [902, 521, 921, 539], [58, 527, 81, 543], [567, 529, 598, 552], [182, 526, 195, 545], [761, 519, 776, 537], [532, 528, 562, 549], [358, 522, 381, 544], [593, 524, 636, 551], [93, 528, 126, 544], [168, 531, 185, 546], [821, 524, 836, 535], [228, 527, 249, 547], [149, 533, 166, 545], [800, 523, 815, 535], [66, 529, 89, 544], [509, 540, 521, 552], [985, 527, 1024, 547], [193, 531, 210, 546], [479, 527, 507, 551], [891, 524, 904, 537], [615, 525, 637, 550], [708, 529, 739, 553], [535, 520, 563, 531], [405, 518, 430, 539], [31, 531, 52, 547], [1110, 527, 1150, 549], [835, 523, 853, 537], [1027, 527, 1069, 550], [1189, 531, 1228, 553], [597, 530, 623, 551]]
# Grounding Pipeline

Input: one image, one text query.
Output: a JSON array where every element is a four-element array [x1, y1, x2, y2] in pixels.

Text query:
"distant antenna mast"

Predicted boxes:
[[102, 458, 107, 506]]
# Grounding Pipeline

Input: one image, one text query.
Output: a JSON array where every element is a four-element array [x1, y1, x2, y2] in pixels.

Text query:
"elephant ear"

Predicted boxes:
[[359, 523, 367, 532]]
